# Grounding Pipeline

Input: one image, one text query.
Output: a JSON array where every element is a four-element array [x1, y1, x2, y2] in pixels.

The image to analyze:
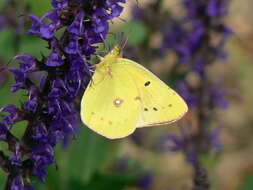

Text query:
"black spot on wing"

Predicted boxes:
[[153, 107, 158, 111], [144, 81, 151, 86]]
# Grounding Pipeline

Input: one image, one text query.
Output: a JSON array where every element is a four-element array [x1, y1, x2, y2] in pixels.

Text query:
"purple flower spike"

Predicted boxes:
[[1, 0, 126, 189]]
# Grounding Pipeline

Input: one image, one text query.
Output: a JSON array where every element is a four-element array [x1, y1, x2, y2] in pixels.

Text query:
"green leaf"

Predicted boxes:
[[0, 170, 7, 190], [0, 29, 16, 59], [68, 172, 137, 190], [53, 127, 120, 189], [200, 153, 220, 169], [122, 21, 148, 46], [239, 174, 253, 190], [23, 0, 52, 16]]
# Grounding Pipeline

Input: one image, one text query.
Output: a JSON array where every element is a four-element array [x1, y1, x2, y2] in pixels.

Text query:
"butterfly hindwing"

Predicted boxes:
[[116, 58, 188, 128]]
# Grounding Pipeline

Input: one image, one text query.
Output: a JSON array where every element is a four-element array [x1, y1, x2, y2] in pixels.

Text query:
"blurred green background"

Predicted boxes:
[[0, 0, 253, 190]]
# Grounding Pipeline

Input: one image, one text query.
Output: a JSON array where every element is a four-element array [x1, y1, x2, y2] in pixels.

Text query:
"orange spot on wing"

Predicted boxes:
[[134, 96, 141, 101]]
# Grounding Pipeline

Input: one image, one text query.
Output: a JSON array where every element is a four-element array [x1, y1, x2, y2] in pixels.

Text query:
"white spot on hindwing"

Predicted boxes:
[[114, 98, 123, 107]]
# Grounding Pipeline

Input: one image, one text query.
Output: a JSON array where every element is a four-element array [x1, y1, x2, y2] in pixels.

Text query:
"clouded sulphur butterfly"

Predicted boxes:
[[81, 45, 188, 139]]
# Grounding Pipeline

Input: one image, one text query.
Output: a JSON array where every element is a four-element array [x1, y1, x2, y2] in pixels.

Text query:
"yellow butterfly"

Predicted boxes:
[[80, 45, 188, 139]]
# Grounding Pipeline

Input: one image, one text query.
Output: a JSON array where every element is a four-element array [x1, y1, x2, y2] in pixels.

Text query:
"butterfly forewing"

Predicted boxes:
[[81, 63, 142, 139]]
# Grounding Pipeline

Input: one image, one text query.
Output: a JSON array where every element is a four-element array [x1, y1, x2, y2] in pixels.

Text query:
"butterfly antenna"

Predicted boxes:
[[99, 33, 108, 50], [121, 30, 132, 52], [118, 17, 127, 23]]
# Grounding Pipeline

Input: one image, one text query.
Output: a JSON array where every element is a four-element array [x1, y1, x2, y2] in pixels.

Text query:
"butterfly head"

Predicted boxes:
[[97, 45, 122, 70], [103, 45, 122, 60]]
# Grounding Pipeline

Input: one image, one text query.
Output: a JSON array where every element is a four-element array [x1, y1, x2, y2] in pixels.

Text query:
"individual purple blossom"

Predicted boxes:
[[10, 174, 24, 190], [115, 156, 153, 189], [0, 105, 20, 128], [24, 86, 39, 113], [9, 69, 27, 92], [25, 10, 61, 39], [0, 123, 8, 141], [0, 15, 6, 31], [176, 81, 198, 107], [137, 172, 153, 190], [160, 126, 223, 165], [14, 54, 37, 73], [9, 143, 22, 166], [0, 0, 126, 189]]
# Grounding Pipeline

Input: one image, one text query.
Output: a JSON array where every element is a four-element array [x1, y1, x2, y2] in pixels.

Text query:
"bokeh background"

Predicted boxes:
[[0, 0, 253, 190]]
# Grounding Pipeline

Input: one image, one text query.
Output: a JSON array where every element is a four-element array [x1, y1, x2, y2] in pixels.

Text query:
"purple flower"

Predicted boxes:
[[64, 36, 79, 54], [0, 15, 6, 31], [31, 144, 54, 181], [9, 68, 27, 92], [209, 84, 229, 109], [0, 0, 126, 189], [45, 51, 64, 66], [0, 123, 8, 141], [9, 143, 22, 166], [207, 0, 228, 16], [10, 174, 24, 190], [24, 86, 39, 113], [25, 10, 61, 39], [32, 122, 48, 143], [14, 54, 37, 73], [67, 11, 85, 35], [51, 0, 68, 9], [0, 105, 20, 128], [137, 172, 153, 190], [176, 81, 197, 107]]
